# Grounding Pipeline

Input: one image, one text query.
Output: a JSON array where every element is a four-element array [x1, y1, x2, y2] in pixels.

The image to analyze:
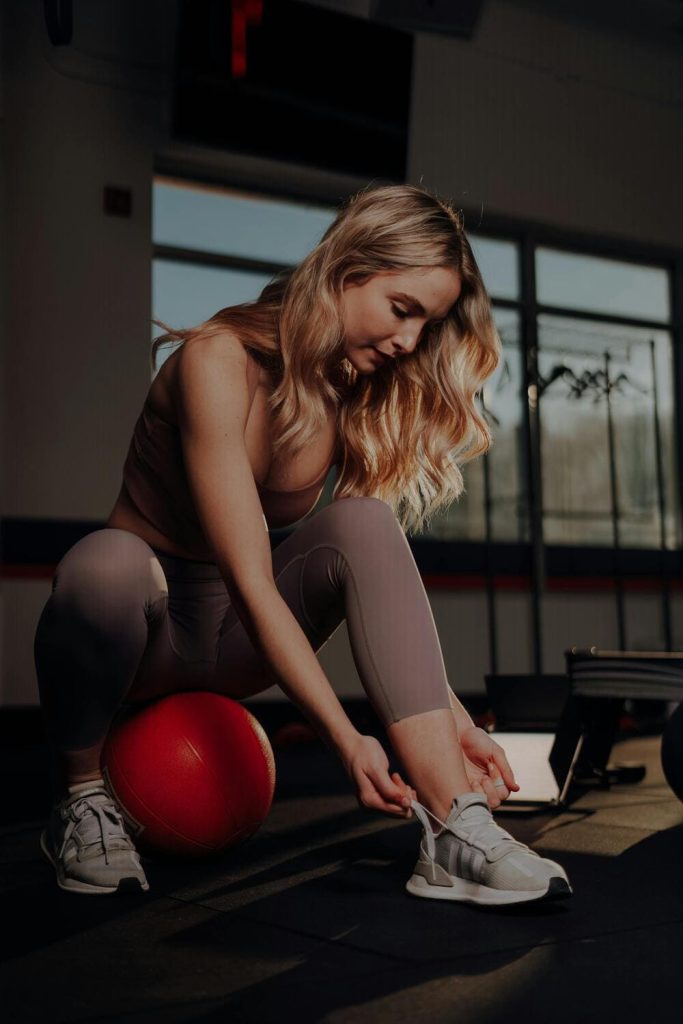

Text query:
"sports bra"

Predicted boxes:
[[119, 350, 336, 560]]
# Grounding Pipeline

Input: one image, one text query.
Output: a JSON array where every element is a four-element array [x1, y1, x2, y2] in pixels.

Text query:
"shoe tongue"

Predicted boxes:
[[448, 792, 491, 828]]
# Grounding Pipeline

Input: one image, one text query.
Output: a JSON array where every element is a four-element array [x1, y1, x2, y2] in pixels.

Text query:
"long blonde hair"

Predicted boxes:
[[152, 183, 501, 535]]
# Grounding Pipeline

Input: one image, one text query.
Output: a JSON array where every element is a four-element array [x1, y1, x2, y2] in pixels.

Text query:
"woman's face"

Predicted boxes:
[[339, 266, 462, 374]]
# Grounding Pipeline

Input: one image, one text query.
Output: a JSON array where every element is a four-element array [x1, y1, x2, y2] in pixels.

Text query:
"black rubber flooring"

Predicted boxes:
[[2, 728, 683, 1023]]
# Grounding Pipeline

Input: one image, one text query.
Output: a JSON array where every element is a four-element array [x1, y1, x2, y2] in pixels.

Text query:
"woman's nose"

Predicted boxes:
[[392, 331, 419, 356]]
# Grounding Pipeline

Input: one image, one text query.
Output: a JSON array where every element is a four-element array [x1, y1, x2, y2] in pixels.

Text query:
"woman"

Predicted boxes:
[[34, 183, 572, 906]]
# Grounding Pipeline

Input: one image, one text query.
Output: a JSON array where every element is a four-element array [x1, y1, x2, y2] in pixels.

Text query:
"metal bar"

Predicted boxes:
[[153, 244, 291, 277], [604, 350, 627, 650], [543, 509, 657, 521], [480, 391, 498, 676], [537, 304, 668, 333], [671, 255, 683, 556], [521, 233, 544, 678], [461, 213, 681, 285], [650, 338, 673, 650]]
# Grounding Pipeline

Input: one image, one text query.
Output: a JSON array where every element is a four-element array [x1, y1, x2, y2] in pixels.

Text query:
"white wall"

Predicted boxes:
[[2, 0, 681, 707]]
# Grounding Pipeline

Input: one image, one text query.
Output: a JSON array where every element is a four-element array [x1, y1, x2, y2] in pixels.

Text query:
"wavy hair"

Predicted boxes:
[[151, 183, 501, 535]]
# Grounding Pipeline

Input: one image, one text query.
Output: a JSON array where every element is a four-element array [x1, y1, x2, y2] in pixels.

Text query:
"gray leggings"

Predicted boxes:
[[34, 496, 452, 752]]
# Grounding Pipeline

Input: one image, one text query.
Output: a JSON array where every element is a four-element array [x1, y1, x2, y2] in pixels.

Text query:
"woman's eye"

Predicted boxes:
[[392, 306, 409, 319]]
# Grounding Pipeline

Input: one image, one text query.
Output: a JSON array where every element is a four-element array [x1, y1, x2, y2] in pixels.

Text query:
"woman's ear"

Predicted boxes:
[[342, 271, 370, 291]]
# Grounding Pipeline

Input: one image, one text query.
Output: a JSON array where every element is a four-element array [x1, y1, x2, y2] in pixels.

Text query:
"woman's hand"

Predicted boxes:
[[341, 734, 417, 819], [459, 726, 520, 809]]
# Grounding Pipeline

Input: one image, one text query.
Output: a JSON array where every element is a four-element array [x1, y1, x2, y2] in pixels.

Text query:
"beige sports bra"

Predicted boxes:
[[119, 350, 336, 560]]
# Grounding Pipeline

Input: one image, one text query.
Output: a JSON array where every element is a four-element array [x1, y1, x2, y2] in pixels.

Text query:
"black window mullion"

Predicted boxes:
[[672, 256, 683, 553], [153, 243, 292, 278], [521, 230, 545, 677], [535, 303, 670, 334]]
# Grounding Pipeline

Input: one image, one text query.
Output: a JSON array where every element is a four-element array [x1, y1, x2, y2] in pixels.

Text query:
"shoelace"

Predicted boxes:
[[409, 798, 533, 864], [58, 790, 135, 865]]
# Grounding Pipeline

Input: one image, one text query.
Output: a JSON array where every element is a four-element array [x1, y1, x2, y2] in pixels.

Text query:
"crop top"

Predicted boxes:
[[118, 351, 335, 560]]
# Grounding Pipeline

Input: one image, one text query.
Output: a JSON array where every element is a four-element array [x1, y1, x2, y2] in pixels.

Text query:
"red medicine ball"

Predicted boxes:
[[102, 692, 276, 858]]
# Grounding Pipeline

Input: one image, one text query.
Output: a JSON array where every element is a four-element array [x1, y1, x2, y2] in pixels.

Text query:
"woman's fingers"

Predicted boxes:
[[482, 775, 504, 809], [470, 777, 485, 796], [347, 739, 416, 818], [391, 771, 412, 799], [365, 761, 514, 819], [368, 770, 412, 817], [482, 757, 514, 806], [389, 771, 415, 816], [490, 746, 520, 792], [471, 772, 506, 810]]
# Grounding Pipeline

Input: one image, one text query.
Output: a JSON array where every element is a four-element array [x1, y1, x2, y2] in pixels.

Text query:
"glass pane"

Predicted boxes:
[[485, 309, 528, 543], [153, 177, 335, 264], [424, 309, 526, 542], [151, 259, 272, 374], [536, 248, 670, 323], [469, 235, 520, 301], [538, 314, 680, 549]]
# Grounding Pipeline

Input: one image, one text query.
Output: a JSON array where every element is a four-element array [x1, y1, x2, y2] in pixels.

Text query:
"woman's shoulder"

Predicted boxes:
[[178, 329, 247, 364], [173, 331, 269, 394], [147, 334, 262, 433]]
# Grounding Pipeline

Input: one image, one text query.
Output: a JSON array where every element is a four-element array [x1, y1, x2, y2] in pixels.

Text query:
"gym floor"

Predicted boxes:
[[1, 710, 682, 1023]]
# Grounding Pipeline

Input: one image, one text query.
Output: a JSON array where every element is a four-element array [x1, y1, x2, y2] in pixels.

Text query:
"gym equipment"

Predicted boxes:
[[482, 332, 675, 681], [566, 648, 683, 702], [661, 702, 683, 802], [567, 647, 683, 792], [102, 691, 276, 857]]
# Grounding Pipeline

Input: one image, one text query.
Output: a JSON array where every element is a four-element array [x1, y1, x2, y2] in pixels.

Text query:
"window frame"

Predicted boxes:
[[151, 161, 683, 593]]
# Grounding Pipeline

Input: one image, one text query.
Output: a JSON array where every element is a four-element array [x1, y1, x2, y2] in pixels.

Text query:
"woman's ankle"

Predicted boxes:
[[67, 769, 105, 786], [49, 743, 106, 800], [51, 774, 106, 806]]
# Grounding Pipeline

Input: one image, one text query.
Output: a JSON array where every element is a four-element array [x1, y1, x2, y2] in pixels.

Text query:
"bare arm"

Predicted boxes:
[[175, 334, 360, 758], [446, 684, 476, 735]]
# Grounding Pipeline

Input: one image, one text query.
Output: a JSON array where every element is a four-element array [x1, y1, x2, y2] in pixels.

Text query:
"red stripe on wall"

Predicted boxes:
[[421, 574, 683, 592], [4, 562, 681, 593]]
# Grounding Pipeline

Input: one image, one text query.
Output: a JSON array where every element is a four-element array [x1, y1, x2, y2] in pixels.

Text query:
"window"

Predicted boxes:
[[424, 238, 679, 555], [153, 178, 333, 265], [535, 250, 678, 551], [152, 177, 334, 372], [536, 247, 670, 323], [425, 241, 526, 543], [537, 315, 678, 549]]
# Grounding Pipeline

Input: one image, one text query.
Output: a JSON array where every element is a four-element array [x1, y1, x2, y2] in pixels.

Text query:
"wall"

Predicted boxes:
[[409, 0, 683, 247], [1, 0, 176, 702], [1, 0, 681, 707], [0, 2, 6, 701]]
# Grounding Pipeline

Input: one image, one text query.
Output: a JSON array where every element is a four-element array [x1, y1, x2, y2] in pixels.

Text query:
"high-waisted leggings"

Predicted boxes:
[[34, 496, 452, 753]]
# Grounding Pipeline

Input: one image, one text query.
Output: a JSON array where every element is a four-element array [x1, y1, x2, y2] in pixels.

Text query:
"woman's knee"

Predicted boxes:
[[316, 496, 396, 539], [50, 528, 166, 622], [311, 497, 406, 566]]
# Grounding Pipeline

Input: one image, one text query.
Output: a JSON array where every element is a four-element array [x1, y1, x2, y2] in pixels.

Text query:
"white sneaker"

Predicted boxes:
[[40, 782, 149, 895], [406, 792, 572, 906]]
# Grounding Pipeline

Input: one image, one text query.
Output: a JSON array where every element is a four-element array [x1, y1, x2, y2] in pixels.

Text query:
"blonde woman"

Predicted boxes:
[[34, 184, 572, 906]]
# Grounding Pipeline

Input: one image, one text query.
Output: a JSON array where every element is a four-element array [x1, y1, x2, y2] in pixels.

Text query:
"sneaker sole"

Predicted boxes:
[[405, 871, 572, 906], [40, 830, 150, 896]]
